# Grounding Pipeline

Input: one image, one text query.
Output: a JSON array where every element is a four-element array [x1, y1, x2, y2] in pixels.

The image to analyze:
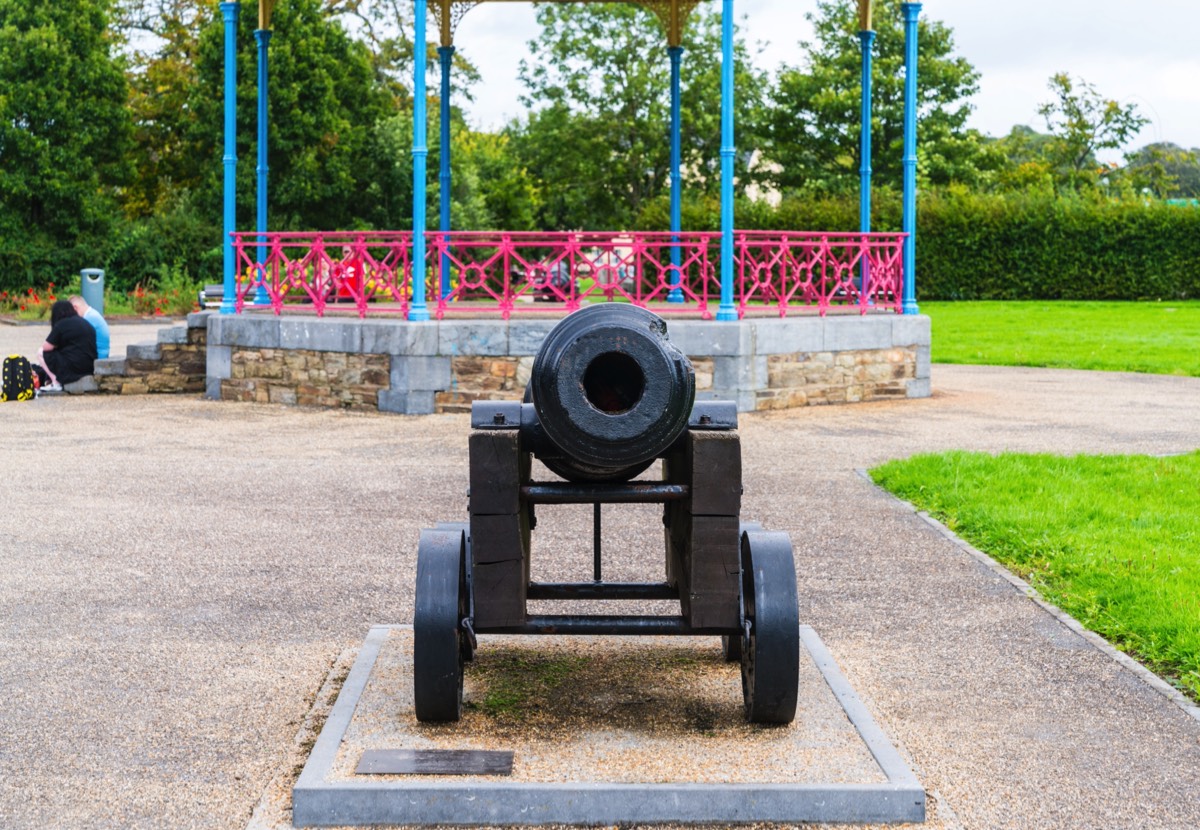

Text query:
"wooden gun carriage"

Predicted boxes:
[[413, 304, 800, 724]]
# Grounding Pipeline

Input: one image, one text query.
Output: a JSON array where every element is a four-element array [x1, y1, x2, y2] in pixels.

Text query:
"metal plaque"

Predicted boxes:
[[356, 749, 514, 776]]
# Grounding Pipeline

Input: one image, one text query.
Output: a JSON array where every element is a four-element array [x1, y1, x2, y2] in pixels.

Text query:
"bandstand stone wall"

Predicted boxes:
[[203, 313, 930, 414]]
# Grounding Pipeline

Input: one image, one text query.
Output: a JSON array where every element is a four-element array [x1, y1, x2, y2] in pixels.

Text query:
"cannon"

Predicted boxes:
[[413, 304, 800, 724]]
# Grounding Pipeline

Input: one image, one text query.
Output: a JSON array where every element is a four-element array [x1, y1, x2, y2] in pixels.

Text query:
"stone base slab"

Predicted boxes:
[[291, 625, 925, 827]]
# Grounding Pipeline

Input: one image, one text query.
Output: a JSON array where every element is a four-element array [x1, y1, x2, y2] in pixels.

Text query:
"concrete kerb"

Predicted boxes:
[[857, 469, 1200, 727], [290, 624, 926, 828]]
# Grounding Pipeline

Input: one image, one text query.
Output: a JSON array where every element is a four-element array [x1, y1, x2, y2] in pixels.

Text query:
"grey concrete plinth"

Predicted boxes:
[[204, 312, 932, 415], [292, 626, 925, 827]]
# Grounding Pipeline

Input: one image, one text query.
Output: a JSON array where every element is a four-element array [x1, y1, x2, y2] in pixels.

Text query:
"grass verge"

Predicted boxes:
[[923, 301, 1200, 376], [870, 450, 1200, 701]]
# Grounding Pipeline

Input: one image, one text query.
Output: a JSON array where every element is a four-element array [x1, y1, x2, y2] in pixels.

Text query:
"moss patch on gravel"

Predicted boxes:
[[871, 450, 1200, 701], [463, 645, 755, 738]]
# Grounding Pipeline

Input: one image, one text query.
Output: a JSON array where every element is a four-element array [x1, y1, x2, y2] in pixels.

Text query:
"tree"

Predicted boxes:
[[762, 0, 988, 195], [1123, 143, 1200, 199], [328, 0, 480, 103], [186, 0, 392, 231], [509, 3, 767, 230], [0, 0, 132, 260], [359, 108, 541, 232], [117, 0, 209, 217], [984, 125, 1058, 194], [1037, 72, 1148, 190]]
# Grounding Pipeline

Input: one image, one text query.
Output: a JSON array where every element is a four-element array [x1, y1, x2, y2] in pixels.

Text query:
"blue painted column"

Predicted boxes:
[[858, 29, 875, 299], [254, 28, 272, 305], [667, 45, 684, 303], [901, 3, 921, 315], [409, 0, 430, 321], [716, 0, 737, 322], [219, 2, 239, 315], [438, 45, 455, 301]]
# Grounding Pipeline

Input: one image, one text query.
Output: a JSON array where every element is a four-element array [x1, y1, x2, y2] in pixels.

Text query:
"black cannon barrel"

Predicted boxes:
[[529, 305, 695, 482]]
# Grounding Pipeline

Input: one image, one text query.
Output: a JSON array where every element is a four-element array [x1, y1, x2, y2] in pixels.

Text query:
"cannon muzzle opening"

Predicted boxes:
[[582, 351, 645, 414], [529, 304, 695, 482]]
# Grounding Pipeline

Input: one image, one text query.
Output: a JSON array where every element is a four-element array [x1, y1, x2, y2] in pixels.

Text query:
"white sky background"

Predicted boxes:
[[452, 0, 1200, 158]]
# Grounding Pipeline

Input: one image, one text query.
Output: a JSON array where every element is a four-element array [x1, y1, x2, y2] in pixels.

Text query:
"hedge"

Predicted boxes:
[[7, 190, 1199, 301], [638, 190, 1200, 301]]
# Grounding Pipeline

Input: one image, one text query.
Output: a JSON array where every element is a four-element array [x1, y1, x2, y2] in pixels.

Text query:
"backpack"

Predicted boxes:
[[1, 355, 35, 402]]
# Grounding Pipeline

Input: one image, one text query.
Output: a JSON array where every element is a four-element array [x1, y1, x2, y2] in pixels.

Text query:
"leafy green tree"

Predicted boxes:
[[510, 3, 767, 230], [117, 0, 209, 217], [0, 0, 132, 277], [360, 102, 540, 233], [1037, 72, 1148, 190], [439, 125, 542, 231], [186, 0, 393, 231], [327, 0, 480, 103], [982, 125, 1060, 193], [763, 0, 990, 195], [1123, 142, 1200, 199]]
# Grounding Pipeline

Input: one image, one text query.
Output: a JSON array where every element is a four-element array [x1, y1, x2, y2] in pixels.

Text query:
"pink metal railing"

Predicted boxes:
[[231, 231, 414, 318], [429, 231, 720, 318], [231, 230, 906, 319], [736, 231, 906, 316]]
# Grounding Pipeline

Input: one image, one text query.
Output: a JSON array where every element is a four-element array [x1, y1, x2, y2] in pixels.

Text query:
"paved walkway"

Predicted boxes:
[[0, 320, 178, 365], [1, 362, 1198, 829]]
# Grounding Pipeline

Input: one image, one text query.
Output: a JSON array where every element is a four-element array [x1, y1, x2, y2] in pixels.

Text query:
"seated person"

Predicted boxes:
[[70, 294, 110, 359], [36, 300, 97, 390]]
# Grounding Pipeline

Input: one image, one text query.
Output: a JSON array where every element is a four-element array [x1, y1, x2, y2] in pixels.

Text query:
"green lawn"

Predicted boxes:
[[870, 451, 1200, 700], [923, 301, 1200, 376]]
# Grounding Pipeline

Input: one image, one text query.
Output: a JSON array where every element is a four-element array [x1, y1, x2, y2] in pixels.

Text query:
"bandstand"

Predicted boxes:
[[203, 0, 931, 414]]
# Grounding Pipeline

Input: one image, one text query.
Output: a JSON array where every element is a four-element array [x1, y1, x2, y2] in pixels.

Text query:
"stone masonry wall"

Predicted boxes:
[[435, 348, 914, 413], [205, 313, 932, 415], [757, 347, 916, 409], [95, 315, 208, 395], [219, 348, 389, 409]]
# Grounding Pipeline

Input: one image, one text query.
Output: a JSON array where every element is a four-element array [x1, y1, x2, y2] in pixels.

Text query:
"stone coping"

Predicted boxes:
[[203, 312, 929, 358]]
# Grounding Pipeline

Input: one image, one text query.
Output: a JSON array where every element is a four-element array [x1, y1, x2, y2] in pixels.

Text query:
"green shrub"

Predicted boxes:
[[916, 191, 1200, 301], [104, 194, 220, 293], [637, 190, 1200, 302]]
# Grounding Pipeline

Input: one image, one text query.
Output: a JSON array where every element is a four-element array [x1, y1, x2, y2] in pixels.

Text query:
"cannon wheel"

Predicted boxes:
[[435, 521, 475, 664], [722, 522, 764, 662], [739, 529, 800, 725], [414, 528, 470, 722]]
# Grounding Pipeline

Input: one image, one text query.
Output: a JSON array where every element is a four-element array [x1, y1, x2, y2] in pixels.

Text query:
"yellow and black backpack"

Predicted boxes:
[[1, 355, 36, 402]]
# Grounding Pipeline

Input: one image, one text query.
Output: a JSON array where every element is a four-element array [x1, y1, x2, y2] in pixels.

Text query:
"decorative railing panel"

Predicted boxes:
[[232, 231, 414, 318], [736, 231, 906, 316], [231, 230, 905, 319], [428, 231, 721, 318]]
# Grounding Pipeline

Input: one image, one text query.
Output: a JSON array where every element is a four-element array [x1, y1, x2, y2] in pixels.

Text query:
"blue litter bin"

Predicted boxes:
[[81, 269, 105, 315]]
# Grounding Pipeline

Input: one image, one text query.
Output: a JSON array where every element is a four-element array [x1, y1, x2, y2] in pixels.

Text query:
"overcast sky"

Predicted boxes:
[[451, 0, 1200, 157]]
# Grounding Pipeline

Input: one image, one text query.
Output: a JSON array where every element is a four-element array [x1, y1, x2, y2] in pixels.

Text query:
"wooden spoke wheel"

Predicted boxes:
[[739, 529, 800, 725], [413, 527, 470, 722], [721, 522, 763, 663]]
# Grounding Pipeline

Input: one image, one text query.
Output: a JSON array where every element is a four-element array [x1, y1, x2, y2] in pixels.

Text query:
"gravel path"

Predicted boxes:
[[1, 360, 1198, 829]]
